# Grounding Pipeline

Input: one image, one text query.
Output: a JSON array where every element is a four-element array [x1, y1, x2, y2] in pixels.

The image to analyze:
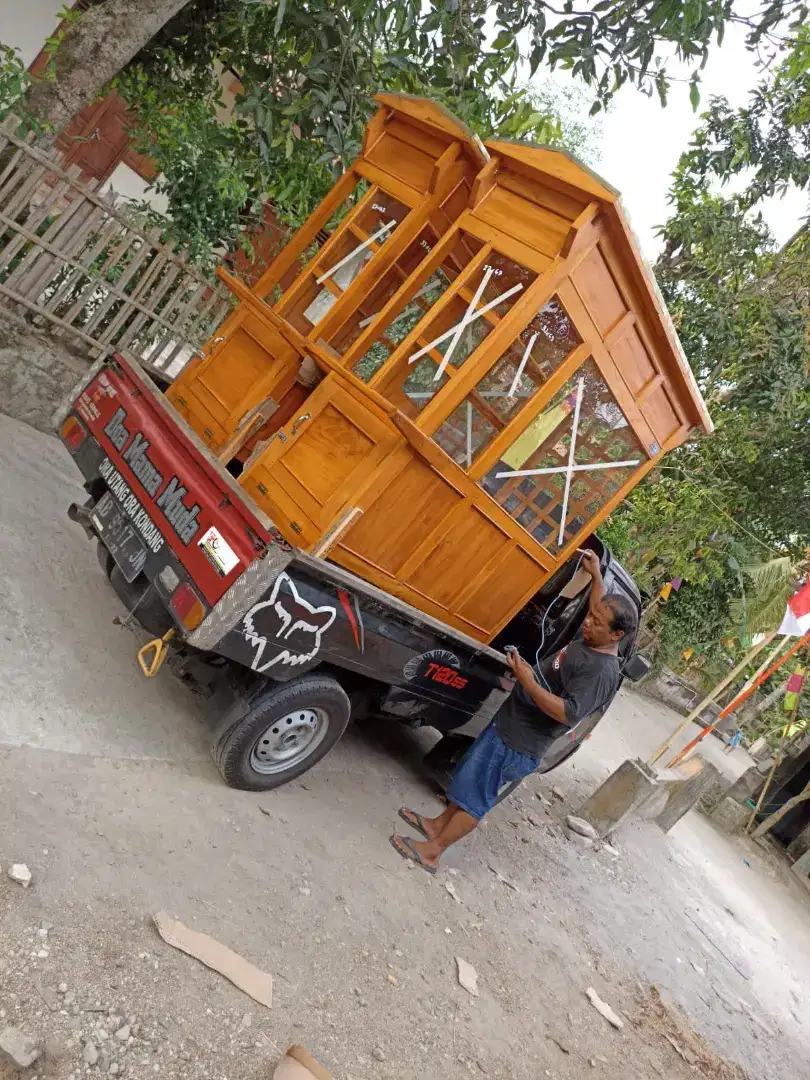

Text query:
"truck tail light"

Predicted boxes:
[[170, 582, 205, 630], [61, 415, 86, 452]]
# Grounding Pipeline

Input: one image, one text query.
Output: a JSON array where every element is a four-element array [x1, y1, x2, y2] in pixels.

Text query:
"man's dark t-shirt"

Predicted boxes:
[[495, 641, 621, 758]]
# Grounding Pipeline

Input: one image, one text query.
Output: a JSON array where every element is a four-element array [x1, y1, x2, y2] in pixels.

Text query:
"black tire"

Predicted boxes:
[[108, 567, 173, 638], [211, 674, 351, 791], [96, 541, 116, 579]]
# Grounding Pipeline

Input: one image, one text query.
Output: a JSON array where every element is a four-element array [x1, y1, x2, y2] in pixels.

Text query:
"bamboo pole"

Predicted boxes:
[[666, 631, 810, 767], [647, 631, 777, 765], [741, 635, 791, 694], [745, 699, 798, 832]]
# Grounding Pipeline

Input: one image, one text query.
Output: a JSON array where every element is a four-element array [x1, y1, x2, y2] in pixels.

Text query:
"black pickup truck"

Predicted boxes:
[[57, 353, 648, 791]]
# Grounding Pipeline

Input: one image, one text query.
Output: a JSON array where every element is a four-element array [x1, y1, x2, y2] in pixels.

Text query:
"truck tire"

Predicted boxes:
[[96, 541, 115, 578], [212, 674, 351, 791], [108, 567, 174, 638]]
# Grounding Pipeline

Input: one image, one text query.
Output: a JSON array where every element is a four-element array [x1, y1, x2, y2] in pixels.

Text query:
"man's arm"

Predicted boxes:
[[506, 650, 569, 725], [579, 548, 605, 612]]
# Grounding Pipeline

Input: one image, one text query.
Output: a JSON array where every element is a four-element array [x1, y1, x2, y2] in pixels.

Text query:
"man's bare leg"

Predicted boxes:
[[400, 802, 457, 840], [392, 805, 480, 869]]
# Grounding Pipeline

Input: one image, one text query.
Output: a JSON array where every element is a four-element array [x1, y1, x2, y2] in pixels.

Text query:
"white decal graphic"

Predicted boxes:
[[242, 573, 336, 673]]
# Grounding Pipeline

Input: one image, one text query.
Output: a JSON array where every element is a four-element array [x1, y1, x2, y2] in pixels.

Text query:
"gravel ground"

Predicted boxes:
[[1, 412, 810, 1080]]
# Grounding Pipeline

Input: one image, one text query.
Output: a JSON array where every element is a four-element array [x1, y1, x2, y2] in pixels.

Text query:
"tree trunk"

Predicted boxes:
[[752, 781, 810, 839], [739, 682, 787, 728], [23, 0, 192, 139]]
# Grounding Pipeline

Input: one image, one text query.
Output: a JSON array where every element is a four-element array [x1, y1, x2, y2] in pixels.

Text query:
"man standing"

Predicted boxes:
[[390, 549, 637, 873]]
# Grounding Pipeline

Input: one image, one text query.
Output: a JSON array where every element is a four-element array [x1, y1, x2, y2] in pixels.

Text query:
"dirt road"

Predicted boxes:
[[1, 413, 809, 1080]]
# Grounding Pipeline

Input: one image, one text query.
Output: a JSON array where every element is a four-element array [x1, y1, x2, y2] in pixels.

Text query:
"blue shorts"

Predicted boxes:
[[447, 721, 540, 820]]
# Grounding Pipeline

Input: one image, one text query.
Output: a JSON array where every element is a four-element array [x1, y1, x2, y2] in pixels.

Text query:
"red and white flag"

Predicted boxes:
[[779, 580, 810, 636]]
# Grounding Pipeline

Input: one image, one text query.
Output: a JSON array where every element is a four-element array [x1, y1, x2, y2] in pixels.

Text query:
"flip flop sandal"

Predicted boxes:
[[389, 834, 437, 875], [398, 807, 431, 839]]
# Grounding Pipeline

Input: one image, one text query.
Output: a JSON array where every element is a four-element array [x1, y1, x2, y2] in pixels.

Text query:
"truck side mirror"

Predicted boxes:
[[623, 653, 652, 682]]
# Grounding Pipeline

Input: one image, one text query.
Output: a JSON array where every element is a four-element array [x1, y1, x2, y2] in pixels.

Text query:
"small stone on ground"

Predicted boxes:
[[566, 815, 599, 840], [456, 956, 479, 996], [8, 864, 32, 888], [0, 1026, 41, 1069]]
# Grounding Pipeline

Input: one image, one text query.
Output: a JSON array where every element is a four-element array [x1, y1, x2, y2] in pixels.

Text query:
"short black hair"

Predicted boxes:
[[603, 593, 638, 638]]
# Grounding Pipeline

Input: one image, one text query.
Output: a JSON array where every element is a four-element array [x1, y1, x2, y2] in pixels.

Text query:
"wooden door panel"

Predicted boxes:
[[341, 456, 462, 576], [188, 312, 300, 433], [169, 385, 228, 451], [610, 325, 656, 394], [570, 245, 627, 335], [240, 377, 402, 541], [456, 544, 541, 631], [280, 403, 376, 509], [239, 469, 322, 549], [406, 503, 510, 609]]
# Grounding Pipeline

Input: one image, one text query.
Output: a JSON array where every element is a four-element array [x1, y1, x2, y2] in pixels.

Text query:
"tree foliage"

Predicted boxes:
[[601, 37, 810, 671], [116, 0, 605, 256], [108, 0, 810, 255]]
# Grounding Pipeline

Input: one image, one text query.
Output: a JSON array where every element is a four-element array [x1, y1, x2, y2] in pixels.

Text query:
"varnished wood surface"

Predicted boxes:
[[165, 99, 711, 644]]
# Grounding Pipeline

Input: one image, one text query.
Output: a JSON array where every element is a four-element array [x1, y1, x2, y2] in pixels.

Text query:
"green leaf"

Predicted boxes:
[[689, 77, 701, 112], [274, 0, 287, 37]]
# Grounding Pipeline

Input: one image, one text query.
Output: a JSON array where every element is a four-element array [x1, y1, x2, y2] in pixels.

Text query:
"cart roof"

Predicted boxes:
[[373, 92, 489, 171]]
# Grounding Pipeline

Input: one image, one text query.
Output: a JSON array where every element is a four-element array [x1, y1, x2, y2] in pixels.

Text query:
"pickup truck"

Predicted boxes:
[[57, 351, 647, 791]]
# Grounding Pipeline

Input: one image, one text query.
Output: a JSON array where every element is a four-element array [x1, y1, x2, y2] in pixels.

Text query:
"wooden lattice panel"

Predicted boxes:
[[480, 359, 645, 547]]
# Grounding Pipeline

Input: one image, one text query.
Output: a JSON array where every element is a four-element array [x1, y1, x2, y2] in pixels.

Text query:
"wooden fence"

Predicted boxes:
[[0, 118, 232, 380]]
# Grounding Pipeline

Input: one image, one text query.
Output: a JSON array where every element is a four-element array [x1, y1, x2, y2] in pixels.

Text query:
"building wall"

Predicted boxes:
[[103, 162, 169, 215], [1, 1, 63, 67]]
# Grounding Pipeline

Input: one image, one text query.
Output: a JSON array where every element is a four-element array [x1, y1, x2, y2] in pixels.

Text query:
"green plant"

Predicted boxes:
[[0, 43, 45, 134]]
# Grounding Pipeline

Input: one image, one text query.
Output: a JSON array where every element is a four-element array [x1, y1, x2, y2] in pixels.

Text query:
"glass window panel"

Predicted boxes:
[[403, 239, 536, 376], [480, 359, 647, 548], [433, 401, 498, 469], [283, 189, 410, 333], [401, 358, 449, 415], [469, 297, 581, 429], [426, 295, 581, 470], [350, 266, 451, 384]]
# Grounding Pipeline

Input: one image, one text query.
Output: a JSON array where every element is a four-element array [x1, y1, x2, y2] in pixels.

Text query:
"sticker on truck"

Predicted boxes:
[[198, 525, 239, 578]]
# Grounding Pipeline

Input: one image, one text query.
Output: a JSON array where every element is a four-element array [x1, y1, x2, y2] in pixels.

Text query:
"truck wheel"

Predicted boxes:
[[96, 541, 115, 579], [212, 674, 350, 791]]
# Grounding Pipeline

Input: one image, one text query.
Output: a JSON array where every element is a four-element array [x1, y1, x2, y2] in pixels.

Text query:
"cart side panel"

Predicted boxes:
[[209, 559, 511, 727]]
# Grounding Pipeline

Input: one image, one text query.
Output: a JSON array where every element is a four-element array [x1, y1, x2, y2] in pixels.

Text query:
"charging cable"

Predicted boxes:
[[533, 550, 585, 690]]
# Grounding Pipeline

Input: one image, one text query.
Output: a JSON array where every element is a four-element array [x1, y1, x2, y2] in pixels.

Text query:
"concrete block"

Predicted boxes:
[[711, 796, 751, 835], [579, 758, 659, 838], [727, 765, 769, 805], [656, 759, 723, 833], [787, 822, 810, 862], [791, 848, 810, 892]]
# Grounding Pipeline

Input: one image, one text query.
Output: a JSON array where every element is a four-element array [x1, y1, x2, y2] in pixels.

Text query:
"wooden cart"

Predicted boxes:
[[167, 93, 712, 645]]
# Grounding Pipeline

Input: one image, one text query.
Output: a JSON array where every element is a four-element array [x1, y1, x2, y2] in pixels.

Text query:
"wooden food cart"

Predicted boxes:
[[167, 93, 712, 645]]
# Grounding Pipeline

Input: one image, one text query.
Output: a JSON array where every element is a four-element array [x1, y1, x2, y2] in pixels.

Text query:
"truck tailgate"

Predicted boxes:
[[58, 353, 274, 610]]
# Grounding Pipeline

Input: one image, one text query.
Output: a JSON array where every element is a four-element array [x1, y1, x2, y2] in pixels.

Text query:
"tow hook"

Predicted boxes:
[[137, 629, 176, 678]]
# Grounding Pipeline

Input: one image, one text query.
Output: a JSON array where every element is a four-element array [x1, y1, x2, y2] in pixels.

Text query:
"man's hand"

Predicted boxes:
[[578, 549, 601, 579], [505, 647, 568, 724], [506, 648, 535, 688]]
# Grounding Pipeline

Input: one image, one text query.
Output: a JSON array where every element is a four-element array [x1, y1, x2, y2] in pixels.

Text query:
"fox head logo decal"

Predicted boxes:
[[242, 573, 336, 673]]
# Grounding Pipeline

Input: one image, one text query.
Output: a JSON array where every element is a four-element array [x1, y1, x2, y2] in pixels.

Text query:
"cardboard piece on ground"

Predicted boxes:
[[153, 912, 272, 1009], [274, 1045, 334, 1080], [585, 986, 624, 1030]]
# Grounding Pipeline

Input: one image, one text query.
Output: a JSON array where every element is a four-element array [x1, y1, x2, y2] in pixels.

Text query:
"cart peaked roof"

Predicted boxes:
[[373, 92, 489, 169], [486, 138, 713, 435]]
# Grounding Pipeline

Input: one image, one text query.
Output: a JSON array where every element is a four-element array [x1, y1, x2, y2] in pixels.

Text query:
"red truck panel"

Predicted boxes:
[[69, 356, 272, 606]]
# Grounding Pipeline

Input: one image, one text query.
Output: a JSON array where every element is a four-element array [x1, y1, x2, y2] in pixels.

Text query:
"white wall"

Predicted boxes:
[[1, 1, 63, 68], [103, 162, 169, 216]]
